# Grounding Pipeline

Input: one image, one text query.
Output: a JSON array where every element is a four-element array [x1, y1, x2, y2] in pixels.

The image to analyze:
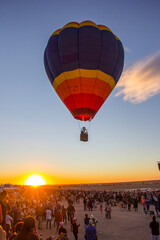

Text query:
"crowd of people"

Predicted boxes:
[[1, 186, 160, 240]]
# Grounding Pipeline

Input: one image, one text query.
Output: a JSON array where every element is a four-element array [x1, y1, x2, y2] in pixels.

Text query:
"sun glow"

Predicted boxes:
[[24, 174, 46, 186]]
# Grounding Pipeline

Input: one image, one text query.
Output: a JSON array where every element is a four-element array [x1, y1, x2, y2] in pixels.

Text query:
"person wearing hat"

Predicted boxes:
[[72, 218, 80, 240], [86, 219, 97, 240], [58, 222, 67, 236], [0, 189, 7, 229], [149, 215, 159, 240]]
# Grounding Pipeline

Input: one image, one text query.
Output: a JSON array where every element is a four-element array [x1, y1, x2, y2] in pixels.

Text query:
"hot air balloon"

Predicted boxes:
[[44, 21, 124, 141], [157, 161, 160, 171]]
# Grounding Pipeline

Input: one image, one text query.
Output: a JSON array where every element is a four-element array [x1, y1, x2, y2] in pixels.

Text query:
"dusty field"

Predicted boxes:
[[37, 198, 156, 240]]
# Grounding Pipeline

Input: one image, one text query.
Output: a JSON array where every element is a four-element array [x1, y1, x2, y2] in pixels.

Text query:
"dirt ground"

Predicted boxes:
[[37, 198, 156, 240]]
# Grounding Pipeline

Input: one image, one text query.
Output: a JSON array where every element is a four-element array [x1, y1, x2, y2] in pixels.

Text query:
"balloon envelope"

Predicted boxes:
[[44, 21, 124, 121]]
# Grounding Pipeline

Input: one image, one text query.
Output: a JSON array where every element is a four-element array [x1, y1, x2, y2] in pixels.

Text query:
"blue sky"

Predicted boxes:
[[0, 0, 160, 184]]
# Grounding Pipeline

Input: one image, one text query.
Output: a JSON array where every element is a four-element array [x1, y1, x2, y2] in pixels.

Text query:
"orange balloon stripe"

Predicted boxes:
[[55, 77, 112, 102], [54, 77, 113, 120], [53, 69, 115, 91]]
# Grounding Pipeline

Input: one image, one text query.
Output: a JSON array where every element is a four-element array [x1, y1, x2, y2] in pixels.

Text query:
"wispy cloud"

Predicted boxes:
[[115, 52, 160, 103]]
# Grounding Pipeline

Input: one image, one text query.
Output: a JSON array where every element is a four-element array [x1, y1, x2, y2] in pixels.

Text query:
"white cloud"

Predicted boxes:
[[115, 52, 160, 103]]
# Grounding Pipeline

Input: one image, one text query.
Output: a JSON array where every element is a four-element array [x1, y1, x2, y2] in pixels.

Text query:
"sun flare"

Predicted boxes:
[[24, 174, 46, 186]]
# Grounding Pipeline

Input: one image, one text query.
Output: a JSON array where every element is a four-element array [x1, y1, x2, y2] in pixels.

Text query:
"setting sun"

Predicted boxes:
[[24, 174, 46, 186]]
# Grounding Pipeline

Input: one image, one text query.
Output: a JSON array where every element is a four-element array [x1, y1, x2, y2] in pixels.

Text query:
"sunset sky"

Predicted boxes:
[[0, 0, 160, 185]]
